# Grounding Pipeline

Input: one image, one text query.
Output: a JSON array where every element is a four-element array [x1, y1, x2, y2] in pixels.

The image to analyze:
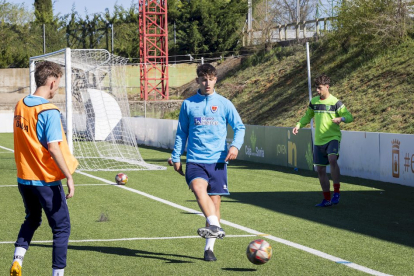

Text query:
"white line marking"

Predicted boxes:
[[0, 234, 255, 244], [0, 184, 110, 188], [0, 146, 393, 276], [0, 145, 14, 152], [77, 171, 391, 276]]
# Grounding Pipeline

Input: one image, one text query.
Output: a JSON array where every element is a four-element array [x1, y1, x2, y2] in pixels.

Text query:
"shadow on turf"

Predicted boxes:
[[222, 268, 257, 272], [225, 189, 414, 248], [32, 244, 202, 263]]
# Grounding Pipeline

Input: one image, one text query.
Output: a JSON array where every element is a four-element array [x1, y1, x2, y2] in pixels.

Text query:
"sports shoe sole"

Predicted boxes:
[[197, 228, 225, 239], [10, 261, 22, 276]]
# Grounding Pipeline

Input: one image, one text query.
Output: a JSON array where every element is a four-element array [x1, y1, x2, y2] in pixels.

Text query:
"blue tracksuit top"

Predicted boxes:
[[171, 90, 245, 163]]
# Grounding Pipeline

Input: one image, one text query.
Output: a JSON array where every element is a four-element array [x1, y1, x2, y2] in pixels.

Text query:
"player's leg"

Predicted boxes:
[[38, 184, 71, 275], [11, 184, 43, 275], [327, 140, 341, 204], [192, 179, 224, 239], [314, 144, 332, 207], [186, 163, 224, 239], [191, 178, 218, 218], [204, 195, 222, 261], [201, 163, 228, 261], [316, 166, 331, 192], [315, 165, 332, 207], [329, 154, 340, 183], [210, 195, 221, 222]]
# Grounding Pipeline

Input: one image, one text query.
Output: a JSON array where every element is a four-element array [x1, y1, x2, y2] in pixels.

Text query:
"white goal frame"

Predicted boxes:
[[29, 48, 166, 171]]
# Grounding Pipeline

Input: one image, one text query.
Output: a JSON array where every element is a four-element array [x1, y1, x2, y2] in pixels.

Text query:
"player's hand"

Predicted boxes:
[[332, 118, 342, 125], [292, 126, 299, 135], [225, 146, 239, 162], [173, 162, 185, 176], [66, 177, 75, 199]]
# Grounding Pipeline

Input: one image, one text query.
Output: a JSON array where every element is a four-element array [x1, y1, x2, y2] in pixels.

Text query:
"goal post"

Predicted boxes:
[[29, 48, 166, 171]]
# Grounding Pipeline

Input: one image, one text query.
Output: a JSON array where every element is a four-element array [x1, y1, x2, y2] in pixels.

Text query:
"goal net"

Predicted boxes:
[[29, 48, 166, 171]]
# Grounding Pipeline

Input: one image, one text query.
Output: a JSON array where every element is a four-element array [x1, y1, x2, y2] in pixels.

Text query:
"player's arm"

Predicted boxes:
[[170, 103, 188, 176], [332, 102, 353, 125], [225, 102, 245, 162], [43, 110, 75, 198], [293, 103, 314, 135], [48, 142, 75, 198]]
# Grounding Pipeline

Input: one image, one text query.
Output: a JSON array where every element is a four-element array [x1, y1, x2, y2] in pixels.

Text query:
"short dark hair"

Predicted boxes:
[[35, 61, 63, 88], [196, 64, 217, 77], [315, 74, 330, 86]]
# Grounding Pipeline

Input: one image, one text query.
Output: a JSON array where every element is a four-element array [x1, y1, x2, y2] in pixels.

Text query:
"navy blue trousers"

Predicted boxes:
[[15, 183, 71, 269]]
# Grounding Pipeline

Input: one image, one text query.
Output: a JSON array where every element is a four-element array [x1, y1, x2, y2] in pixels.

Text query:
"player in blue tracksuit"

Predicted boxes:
[[170, 64, 245, 262]]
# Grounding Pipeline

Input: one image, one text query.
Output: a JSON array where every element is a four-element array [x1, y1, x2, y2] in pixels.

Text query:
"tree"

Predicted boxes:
[[0, 0, 40, 67], [170, 0, 247, 55], [332, 0, 413, 54], [0, 0, 34, 25], [34, 0, 53, 23]]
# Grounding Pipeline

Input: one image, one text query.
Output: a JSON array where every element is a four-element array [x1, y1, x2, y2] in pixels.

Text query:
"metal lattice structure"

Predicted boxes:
[[138, 0, 169, 100]]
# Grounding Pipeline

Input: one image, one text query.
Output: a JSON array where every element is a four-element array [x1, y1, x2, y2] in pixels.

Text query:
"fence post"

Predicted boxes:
[[296, 21, 299, 41], [43, 24, 46, 54], [316, 18, 319, 37], [303, 21, 306, 39], [284, 24, 287, 41], [278, 25, 282, 41]]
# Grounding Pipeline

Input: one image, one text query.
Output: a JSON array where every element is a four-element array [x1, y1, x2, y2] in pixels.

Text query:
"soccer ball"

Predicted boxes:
[[115, 173, 128, 185], [246, 239, 272, 265]]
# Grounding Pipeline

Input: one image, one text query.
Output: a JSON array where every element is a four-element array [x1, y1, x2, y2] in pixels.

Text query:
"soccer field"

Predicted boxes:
[[0, 133, 413, 275]]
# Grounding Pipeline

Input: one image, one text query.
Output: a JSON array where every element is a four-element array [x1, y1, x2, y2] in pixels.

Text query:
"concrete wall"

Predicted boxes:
[[0, 68, 30, 93], [0, 64, 196, 94]]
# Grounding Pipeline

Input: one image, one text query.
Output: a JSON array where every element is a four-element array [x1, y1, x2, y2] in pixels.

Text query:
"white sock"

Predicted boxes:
[[53, 268, 64, 276], [13, 247, 26, 266], [206, 216, 220, 227], [205, 238, 216, 251]]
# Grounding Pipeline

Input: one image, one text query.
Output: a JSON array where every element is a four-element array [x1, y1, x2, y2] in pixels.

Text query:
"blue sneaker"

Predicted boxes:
[[331, 193, 340, 204], [315, 199, 332, 207]]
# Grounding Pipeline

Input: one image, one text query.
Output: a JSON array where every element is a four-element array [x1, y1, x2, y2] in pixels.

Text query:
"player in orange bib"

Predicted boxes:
[[10, 61, 78, 276]]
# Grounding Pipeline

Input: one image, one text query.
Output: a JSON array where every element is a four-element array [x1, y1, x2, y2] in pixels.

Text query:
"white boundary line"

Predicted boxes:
[[0, 145, 14, 152], [0, 234, 255, 244], [0, 184, 110, 188], [0, 145, 392, 276]]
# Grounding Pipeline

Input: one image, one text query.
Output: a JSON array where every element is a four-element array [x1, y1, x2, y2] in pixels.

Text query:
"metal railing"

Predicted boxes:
[[243, 17, 335, 46]]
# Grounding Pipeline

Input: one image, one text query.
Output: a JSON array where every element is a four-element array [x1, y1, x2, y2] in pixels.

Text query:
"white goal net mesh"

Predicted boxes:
[[30, 49, 165, 171]]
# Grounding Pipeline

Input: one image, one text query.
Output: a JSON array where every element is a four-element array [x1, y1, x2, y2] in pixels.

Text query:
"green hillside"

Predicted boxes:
[[215, 39, 414, 134]]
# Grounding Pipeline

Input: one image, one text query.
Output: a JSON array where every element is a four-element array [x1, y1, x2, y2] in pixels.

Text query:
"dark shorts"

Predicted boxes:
[[185, 162, 229, 195], [313, 140, 340, 166]]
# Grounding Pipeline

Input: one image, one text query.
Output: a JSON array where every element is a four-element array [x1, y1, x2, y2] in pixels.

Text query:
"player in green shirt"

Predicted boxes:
[[293, 74, 353, 207]]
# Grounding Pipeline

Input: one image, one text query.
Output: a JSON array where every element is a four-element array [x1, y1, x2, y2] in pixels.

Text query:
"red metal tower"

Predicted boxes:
[[139, 0, 169, 100]]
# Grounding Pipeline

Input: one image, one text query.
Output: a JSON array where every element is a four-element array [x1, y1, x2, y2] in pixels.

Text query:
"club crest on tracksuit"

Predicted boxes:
[[211, 105, 218, 113]]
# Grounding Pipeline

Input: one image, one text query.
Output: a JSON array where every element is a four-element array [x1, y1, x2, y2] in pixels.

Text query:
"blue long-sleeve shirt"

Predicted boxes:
[[171, 91, 245, 163]]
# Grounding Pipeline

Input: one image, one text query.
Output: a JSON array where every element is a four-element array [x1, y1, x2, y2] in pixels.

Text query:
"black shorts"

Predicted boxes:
[[313, 140, 340, 166]]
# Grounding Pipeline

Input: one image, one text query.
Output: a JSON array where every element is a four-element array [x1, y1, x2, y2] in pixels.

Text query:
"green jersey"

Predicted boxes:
[[296, 94, 353, 145]]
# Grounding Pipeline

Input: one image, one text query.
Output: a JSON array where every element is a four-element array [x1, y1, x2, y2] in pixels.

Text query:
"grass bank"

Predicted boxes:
[[216, 38, 414, 134]]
